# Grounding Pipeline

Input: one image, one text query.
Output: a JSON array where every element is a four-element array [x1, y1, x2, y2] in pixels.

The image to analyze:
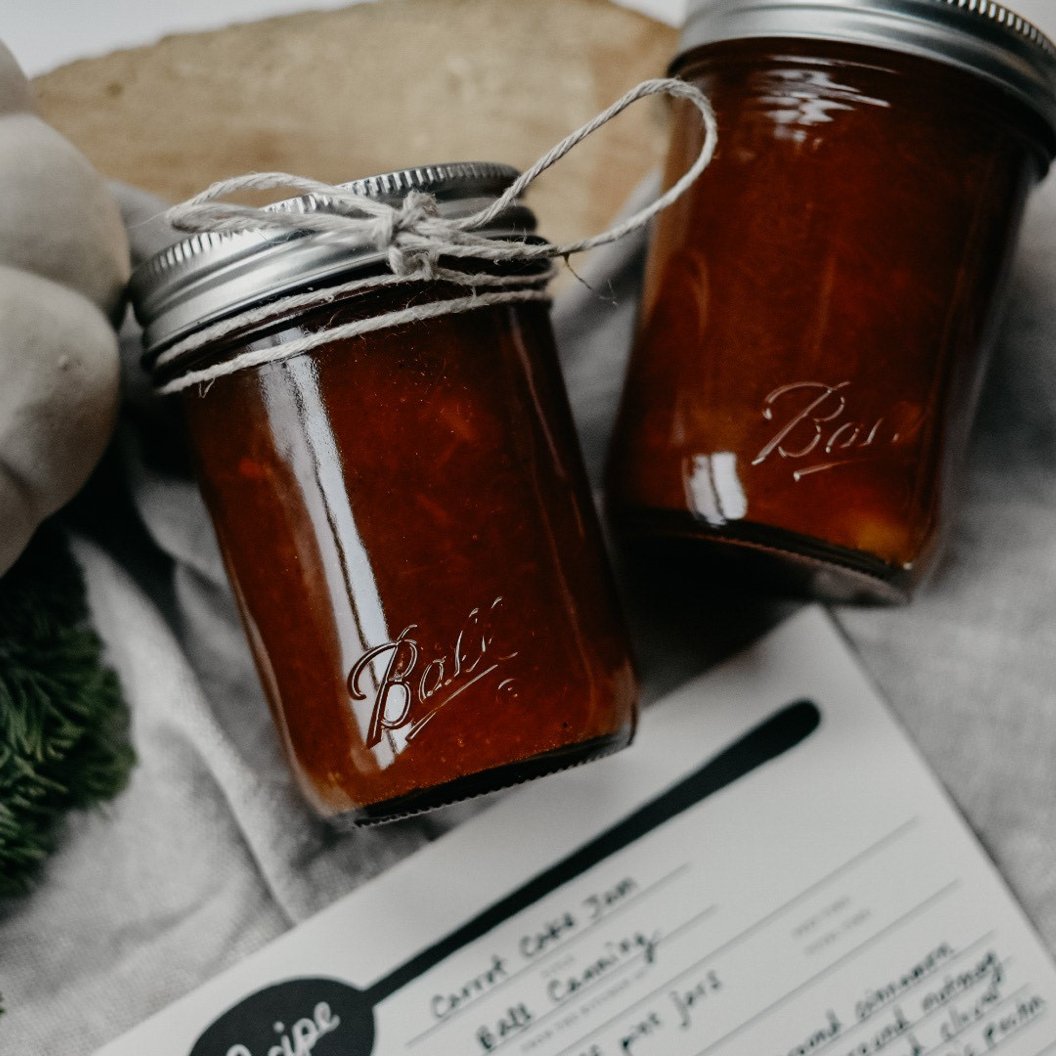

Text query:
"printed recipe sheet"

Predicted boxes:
[[97, 607, 1056, 1056]]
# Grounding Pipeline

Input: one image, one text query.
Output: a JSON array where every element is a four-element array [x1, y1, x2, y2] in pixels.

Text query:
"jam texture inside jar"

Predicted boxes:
[[607, 0, 1056, 601], [132, 164, 638, 823]]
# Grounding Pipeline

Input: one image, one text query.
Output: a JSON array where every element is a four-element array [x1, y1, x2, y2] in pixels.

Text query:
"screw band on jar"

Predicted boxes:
[[144, 77, 719, 395], [677, 0, 1056, 137], [151, 268, 554, 395]]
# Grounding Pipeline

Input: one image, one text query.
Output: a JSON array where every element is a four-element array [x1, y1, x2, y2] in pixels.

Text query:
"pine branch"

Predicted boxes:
[[0, 526, 134, 898]]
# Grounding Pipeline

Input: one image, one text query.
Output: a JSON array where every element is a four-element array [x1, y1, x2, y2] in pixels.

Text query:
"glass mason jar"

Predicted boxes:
[[607, 0, 1056, 602], [132, 164, 638, 824]]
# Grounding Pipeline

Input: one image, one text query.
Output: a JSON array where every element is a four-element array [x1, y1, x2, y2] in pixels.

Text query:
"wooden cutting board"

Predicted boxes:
[[32, 0, 676, 248]]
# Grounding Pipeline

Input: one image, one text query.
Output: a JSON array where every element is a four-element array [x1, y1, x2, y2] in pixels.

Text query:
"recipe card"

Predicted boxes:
[[97, 607, 1056, 1056]]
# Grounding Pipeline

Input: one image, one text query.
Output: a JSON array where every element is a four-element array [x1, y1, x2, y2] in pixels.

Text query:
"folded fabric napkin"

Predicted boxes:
[[2, 172, 1056, 1055]]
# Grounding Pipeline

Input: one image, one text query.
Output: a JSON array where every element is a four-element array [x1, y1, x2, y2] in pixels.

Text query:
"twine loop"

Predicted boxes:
[[378, 190, 444, 278], [157, 77, 718, 395]]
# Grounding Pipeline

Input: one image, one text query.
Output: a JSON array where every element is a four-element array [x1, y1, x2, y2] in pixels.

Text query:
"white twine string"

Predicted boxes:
[[150, 268, 551, 383], [156, 76, 718, 395]]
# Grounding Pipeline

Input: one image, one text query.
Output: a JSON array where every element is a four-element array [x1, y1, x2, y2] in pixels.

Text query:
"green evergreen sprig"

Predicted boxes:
[[0, 526, 134, 898]]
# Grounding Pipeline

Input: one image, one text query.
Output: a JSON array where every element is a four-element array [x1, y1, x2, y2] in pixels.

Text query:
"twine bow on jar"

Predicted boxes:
[[155, 77, 719, 394]]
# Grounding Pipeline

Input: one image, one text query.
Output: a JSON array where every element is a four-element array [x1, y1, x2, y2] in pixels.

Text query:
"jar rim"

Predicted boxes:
[[677, 0, 1056, 145], [130, 161, 536, 360]]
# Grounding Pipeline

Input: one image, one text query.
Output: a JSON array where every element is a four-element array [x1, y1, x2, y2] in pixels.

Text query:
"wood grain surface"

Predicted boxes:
[[32, 0, 676, 246]]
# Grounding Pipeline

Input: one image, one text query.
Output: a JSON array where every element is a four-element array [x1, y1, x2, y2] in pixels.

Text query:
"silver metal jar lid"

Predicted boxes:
[[130, 161, 536, 360], [677, 0, 1056, 140]]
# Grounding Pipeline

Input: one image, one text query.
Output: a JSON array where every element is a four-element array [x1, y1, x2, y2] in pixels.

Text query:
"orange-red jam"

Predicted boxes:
[[133, 165, 637, 823], [608, 2, 1056, 601]]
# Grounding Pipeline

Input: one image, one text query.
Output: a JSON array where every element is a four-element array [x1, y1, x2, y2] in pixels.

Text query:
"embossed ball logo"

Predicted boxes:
[[190, 978, 366, 1056]]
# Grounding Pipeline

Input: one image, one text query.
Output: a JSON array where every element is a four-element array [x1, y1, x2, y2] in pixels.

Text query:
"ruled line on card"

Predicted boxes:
[[480, 902, 720, 1054], [406, 862, 694, 1047], [692, 880, 962, 1056], [794, 931, 999, 1056], [549, 817, 922, 1056]]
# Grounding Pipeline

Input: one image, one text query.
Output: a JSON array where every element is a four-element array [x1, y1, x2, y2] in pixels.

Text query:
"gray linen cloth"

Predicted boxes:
[[2, 170, 1056, 1055]]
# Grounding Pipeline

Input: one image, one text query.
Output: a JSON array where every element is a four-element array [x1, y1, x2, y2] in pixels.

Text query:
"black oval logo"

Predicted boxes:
[[189, 977, 372, 1056]]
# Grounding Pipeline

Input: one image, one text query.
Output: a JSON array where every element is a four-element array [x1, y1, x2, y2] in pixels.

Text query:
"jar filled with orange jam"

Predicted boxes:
[[607, 0, 1056, 601], [132, 164, 638, 824]]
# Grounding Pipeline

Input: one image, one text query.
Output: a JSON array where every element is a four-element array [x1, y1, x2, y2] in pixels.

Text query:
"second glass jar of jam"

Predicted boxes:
[[132, 164, 638, 823], [607, 0, 1056, 601]]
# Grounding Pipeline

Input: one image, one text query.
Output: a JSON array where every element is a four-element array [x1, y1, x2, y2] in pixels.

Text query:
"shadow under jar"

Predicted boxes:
[[132, 164, 638, 824], [607, 0, 1056, 602]]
